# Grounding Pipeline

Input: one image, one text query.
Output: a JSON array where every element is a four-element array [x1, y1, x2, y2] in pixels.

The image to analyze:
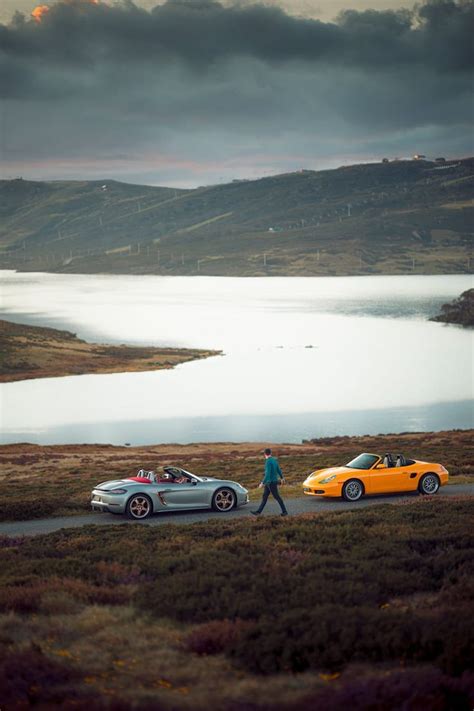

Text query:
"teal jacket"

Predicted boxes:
[[263, 456, 284, 484]]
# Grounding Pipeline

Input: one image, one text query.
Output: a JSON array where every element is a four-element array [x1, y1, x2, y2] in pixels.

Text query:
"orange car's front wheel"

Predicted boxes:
[[418, 473, 440, 496], [342, 479, 364, 502]]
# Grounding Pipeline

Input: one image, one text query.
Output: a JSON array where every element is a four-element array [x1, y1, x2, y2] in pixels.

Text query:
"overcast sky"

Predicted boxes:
[[1, 0, 473, 187]]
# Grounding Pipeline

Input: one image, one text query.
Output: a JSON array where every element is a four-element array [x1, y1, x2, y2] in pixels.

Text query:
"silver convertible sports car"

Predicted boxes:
[[91, 466, 249, 520]]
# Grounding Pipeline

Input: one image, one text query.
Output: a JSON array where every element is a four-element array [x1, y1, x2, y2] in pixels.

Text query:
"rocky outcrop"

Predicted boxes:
[[430, 289, 474, 327]]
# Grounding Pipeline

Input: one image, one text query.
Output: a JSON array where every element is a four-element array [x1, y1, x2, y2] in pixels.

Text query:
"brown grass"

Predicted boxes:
[[0, 318, 220, 382]]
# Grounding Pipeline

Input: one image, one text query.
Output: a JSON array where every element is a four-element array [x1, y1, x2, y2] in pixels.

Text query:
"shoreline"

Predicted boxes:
[[0, 318, 220, 383], [3, 266, 473, 278]]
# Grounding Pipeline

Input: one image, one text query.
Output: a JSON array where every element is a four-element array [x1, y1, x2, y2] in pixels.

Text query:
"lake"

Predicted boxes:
[[0, 271, 472, 445]]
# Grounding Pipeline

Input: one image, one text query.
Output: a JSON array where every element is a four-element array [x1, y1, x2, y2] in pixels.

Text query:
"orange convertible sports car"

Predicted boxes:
[[303, 452, 449, 502]]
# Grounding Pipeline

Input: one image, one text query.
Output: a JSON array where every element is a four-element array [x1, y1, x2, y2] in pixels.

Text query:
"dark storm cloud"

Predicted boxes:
[[1, 0, 473, 184], [2, 0, 473, 77]]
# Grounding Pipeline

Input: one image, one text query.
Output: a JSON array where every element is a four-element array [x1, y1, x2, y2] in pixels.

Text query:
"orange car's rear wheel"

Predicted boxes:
[[418, 473, 440, 496], [342, 479, 364, 502]]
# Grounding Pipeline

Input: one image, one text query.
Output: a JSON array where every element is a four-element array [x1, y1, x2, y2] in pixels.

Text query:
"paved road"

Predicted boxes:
[[0, 485, 472, 537]]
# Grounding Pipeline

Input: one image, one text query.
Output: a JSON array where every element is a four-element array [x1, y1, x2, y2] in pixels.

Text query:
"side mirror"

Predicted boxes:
[[191, 480, 198, 486]]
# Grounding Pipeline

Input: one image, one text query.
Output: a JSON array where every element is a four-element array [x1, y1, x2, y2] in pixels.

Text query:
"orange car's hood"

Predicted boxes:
[[306, 466, 352, 482]]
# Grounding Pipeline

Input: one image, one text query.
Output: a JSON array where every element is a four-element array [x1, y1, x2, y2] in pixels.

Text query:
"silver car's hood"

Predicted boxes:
[[203, 478, 245, 488]]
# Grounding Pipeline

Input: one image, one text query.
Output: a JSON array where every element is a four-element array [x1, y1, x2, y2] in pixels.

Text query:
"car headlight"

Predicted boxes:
[[108, 488, 128, 495], [320, 474, 337, 484]]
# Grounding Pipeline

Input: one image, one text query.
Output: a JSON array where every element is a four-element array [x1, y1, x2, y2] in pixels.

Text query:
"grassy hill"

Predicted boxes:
[[1, 157, 473, 276]]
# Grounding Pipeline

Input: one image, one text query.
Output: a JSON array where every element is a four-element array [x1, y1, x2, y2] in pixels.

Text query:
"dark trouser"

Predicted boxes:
[[256, 482, 288, 514]]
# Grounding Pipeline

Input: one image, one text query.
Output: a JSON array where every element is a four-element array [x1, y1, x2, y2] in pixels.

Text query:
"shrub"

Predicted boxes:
[[184, 618, 253, 656], [0, 645, 78, 705], [229, 606, 418, 674], [229, 605, 474, 675], [274, 668, 474, 711], [0, 577, 133, 613], [0, 497, 64, 521]]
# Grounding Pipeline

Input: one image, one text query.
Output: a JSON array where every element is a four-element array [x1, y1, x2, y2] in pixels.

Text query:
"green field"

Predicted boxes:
[[1, 497, 473, 709]]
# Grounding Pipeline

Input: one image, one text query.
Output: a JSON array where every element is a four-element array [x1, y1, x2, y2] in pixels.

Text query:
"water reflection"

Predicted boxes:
[[0, 271, 472, 444]]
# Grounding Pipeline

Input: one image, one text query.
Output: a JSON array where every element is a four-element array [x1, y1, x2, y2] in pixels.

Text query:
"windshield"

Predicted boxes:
[[163, 466, 203, 483], [346, 453, 379, 470], [180, 467, 203, 482]]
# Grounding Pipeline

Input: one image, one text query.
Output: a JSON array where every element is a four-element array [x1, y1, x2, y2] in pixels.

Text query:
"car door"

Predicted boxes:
[[158, 481, 208, 509], [369, 464, 414, 494]]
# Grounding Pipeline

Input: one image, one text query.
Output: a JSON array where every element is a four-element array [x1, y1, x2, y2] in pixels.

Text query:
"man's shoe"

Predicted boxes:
[[250, 511, 261, 516], [280, 512, 288, 517]]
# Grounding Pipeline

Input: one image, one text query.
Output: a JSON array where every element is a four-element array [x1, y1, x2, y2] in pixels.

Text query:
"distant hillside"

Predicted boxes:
[[1, 158, 473, 276]]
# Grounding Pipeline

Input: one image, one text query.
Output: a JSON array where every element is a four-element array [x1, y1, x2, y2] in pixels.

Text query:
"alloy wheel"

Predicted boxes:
[[421, 474, 439, 495], [129, 495, 152, 519], [343, 480, 363, 501], [214, 488, 236, 512]]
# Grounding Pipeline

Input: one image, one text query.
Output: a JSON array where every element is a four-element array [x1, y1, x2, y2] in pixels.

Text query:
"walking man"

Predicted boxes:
[[251, 448, 288, 517]]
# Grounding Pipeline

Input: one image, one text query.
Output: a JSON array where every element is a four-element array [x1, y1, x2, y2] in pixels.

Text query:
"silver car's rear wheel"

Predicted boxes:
[[126, 494, 153, 520], [342, 479, 364, 502], [419, 473, 440, 496], [212, 488, 236, 512]]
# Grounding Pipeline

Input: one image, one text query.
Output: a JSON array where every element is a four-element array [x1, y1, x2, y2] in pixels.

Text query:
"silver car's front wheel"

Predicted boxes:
[[212, 488, 236, 512], [419, 473, 440, 496], [126, 494, 153, 520], [342, 479, 364, 502]]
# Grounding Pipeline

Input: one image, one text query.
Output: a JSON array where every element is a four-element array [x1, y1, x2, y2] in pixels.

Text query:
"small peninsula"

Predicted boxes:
[[430, 289, 474, 327], [0, 319, 219, 383]]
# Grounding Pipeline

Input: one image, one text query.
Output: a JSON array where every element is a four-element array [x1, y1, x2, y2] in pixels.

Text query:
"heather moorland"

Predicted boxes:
[[0, 497, 473, 709]]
